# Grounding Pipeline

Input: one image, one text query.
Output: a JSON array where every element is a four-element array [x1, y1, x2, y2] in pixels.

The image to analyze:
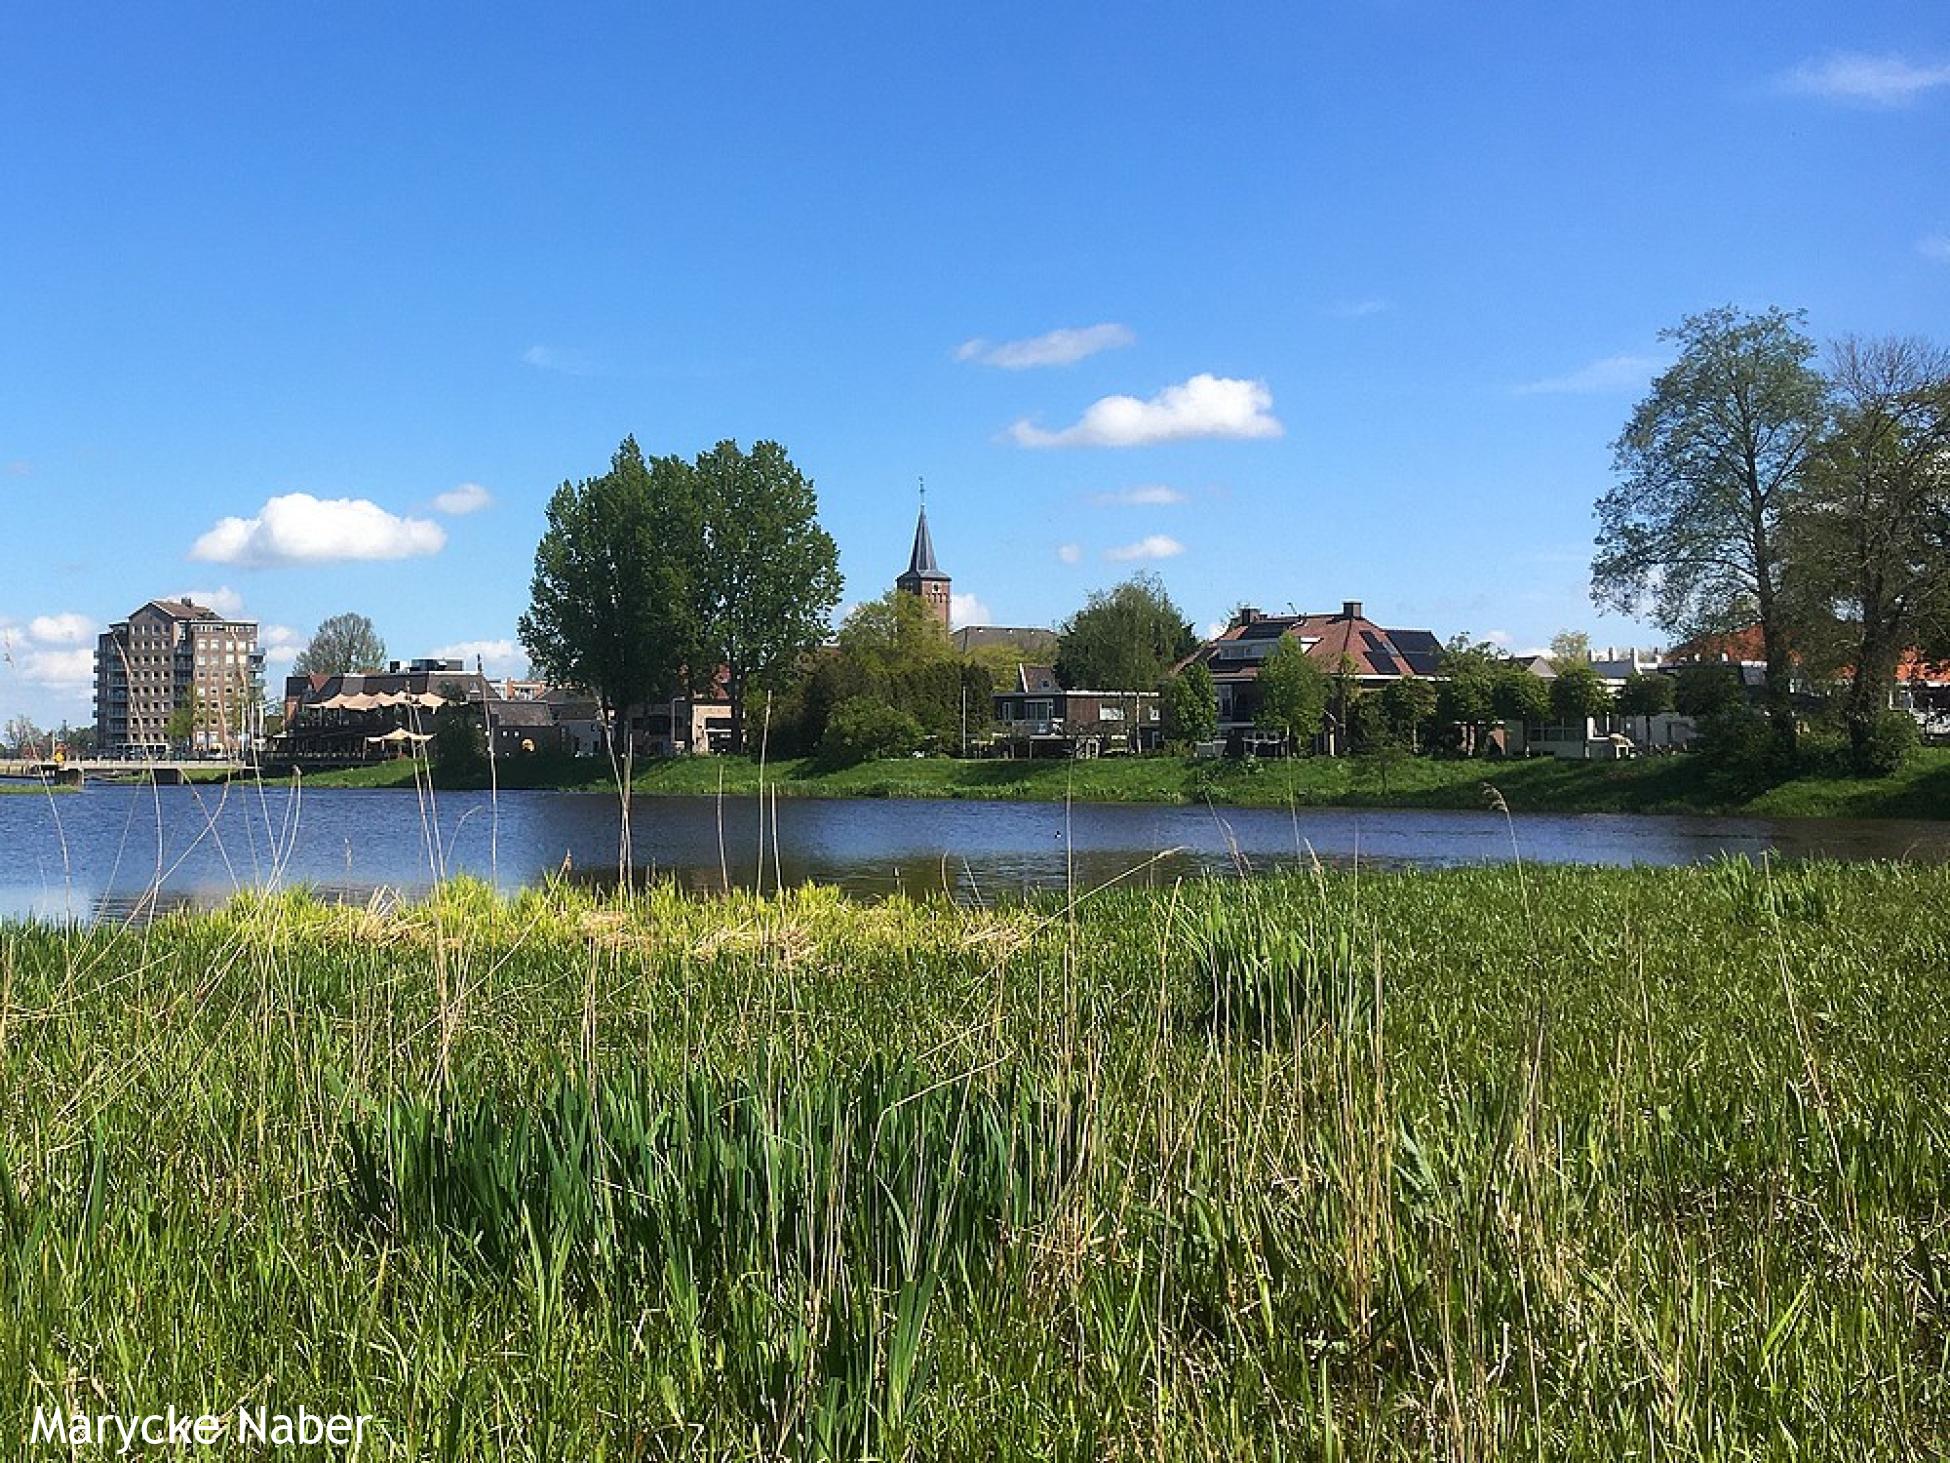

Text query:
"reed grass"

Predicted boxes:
[[1, 862, 1946, 1457]]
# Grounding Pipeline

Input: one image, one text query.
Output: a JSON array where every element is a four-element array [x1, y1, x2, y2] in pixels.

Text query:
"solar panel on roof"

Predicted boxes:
[[1240, 620, 1287, 640], [1368, 651, 1399, 676]]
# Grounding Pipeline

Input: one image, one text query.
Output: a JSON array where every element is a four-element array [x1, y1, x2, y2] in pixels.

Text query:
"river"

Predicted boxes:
[[0, 782, 1945, 922]]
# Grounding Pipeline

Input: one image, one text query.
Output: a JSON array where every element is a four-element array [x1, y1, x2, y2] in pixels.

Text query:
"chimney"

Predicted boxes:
[[1231, 605, 1262, 629], [1341, 600, 1363, 621]]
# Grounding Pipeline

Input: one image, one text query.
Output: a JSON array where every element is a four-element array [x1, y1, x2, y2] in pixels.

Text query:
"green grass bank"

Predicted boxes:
[[300, 743, 1950, 818], [3, 863, 1947, 1456]]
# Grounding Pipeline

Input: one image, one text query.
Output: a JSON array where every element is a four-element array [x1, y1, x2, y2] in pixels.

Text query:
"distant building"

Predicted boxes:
[[1179, 601, 1442, 749], [950, 624, 1058, 660], [94, 598, 263, 757], [894, 501, 951, 628], [990, 665, 1162, 757]]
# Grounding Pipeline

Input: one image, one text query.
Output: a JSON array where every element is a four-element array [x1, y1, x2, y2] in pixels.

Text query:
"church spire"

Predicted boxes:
[[895, 477, 951, 626]]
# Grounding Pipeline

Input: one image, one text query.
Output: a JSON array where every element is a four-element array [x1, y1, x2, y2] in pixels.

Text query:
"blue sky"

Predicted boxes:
[[3, 2, 1947, 727]]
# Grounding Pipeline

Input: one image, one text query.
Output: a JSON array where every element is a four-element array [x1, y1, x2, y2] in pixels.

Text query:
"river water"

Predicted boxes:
[[0, 782, 1945, 922]]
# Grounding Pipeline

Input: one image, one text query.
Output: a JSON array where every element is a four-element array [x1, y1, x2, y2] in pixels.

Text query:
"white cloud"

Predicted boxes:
[[432, 639, 527, 675], [948, 593, 992, 629], [1514, 353, 1665, 396], [27, 613, 95, 645], [1327, 298, 1391, 319], [522, 344, 594, 375], [956, 323, 1134, 369], [433, 482, 493, 515], [1056, 543, 1082, 565], [1091, 483, 1186, 507], [190, 493, 446, 567], [10, 646, 94, 688], [260, 624, 303, 665], [1104, 534, 1185, 562], [1778, 52, 1950, 107], [1484, 629, 1514, 647], [1010, 374, 1283, 449], [174, 586, 245, 616], [1921, 234, 1950, 262]]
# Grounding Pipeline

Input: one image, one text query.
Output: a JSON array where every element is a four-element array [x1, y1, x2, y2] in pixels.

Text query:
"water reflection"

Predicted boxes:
[[0, 783, 1944, 923]]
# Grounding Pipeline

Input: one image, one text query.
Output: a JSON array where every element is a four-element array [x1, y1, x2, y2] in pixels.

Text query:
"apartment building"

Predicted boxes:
[[94, 599, 264, 757]]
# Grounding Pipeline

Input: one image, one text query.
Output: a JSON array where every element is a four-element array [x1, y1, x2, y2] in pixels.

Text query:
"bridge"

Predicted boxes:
[[0, 758, 253, 785]]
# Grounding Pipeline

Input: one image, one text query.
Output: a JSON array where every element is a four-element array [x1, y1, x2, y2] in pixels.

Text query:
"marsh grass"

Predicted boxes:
[[1, 862, 1947, 1457]]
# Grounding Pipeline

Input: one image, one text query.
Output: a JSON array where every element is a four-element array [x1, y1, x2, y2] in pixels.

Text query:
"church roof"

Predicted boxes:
[[900, 506, 948, 582]]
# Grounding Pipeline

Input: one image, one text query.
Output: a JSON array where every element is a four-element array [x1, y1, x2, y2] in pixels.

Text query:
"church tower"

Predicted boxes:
[[895, 488, 951, 628]]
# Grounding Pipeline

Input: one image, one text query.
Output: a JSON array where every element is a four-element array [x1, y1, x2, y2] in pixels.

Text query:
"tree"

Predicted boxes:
[[1055, 573, 1195, 691], [1548, 630, 1591, 671], [2, 715, 45, 756], [1616, 672, 1676, 719], [1436, 636, 1502, 752], [835, 590, 952, 679], [1491, 665, 1552, 729], [820, 697, 924, 766], [1254, 637, 1329, 749], [1162, 664, 1218, 747], [519, 437, 700, 873], [1594, 306, 1828, 755], [690, 440, 843, 754], [293, 613, 387, 677], [1380, 676, 1437, 750], [816, 593, 983, 752], [1550, 663, 1613, 727], [1790, 337, 1950, 771], [1672, 663, 1745, 719]]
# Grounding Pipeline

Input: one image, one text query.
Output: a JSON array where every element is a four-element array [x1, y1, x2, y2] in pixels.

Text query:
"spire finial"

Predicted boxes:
[[918, 474, 926, 509]]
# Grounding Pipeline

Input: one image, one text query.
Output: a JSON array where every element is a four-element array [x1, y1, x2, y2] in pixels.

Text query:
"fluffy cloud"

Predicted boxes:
[[432, 639, 527, 675], [956, 323, 1134, 369], [434, 482, 493, 516], [948, 593, 992, 629], [7, 645, 94, 688], [1091, 484, 1185, 507], [1104, 534, 1185, 562], [1056, 543, 1082, 565], [1778, 52, 1950, 106], [173, 586, 245, 616], [190, 494, 446, 567], [1010, 375, 1283, 448], [260, 624, 304, 665], [26, 613, 94, 645], [1514, 354, 1664, 396]]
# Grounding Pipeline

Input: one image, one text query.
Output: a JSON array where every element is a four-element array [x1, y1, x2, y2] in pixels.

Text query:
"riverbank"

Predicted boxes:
[[299, 744, 1950, 819], [2, 863, 1942, 1455]]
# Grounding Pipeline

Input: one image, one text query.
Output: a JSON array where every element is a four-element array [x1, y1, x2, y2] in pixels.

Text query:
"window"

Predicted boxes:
[[1026, 700, 1052, 722], [1100, 706, 1125, 721]]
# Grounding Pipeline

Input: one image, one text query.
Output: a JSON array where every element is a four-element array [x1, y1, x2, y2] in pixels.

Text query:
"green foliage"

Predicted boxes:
[[1162, 664, 1218, 746], [690, 440, 843, 752], [819, 697, 925, 765], [1616, 670, 1676, 718], [292, 612, 388, 677], [1379, 676, 1436, 745], [519, 438, 699, 728], [1594, 306, 1826, 753], [1490, 665, 1552, 726], [1672, 664, 1746, 718], [1549, 663, 1613, 725], [1859, 710, 1920, 777], [1547, 629, 1590, 670], [1436, 635, 1500, 734], [1055, 572, 1194, 690], [1253, 637, 1328, 746], [431, 707, 487, 779]]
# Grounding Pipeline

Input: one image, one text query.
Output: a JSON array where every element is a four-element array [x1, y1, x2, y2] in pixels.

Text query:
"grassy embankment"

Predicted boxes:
[[4, 862, 1948, 1456], [301, 744, 1950, 818]]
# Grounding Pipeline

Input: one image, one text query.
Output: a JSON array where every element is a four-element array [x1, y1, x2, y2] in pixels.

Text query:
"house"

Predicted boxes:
[[94, 598, 265, 758], [1179, 601, 1442, 750], [277, 661, 497, 762], [990, 665, 1162, 757]]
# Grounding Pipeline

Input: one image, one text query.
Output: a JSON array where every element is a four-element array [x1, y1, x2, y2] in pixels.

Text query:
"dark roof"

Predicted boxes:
[[951, 624, 1058, 655], [899, 507, 948, 583], [1015, 664, 1061, 694]]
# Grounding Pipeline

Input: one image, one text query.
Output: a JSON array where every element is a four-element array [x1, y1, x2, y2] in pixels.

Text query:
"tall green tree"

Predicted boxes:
[[1616, 671, 1676, 719], [1162, 663, 1217, 746], [691, 440, 842, 753], [519, 438, 699, 871], [1055, 573, 1195, 690], [292, 612, 387, 677], [1789, 337, 1950, 770], [1491, 664, 1552, 729], [1379, 676, 1437, 750], [1436, 636, 1503, 752], [1254, 637, 1329, 748], [1550, 664, 1613, 727], [1547, 629, 1591, 671], [1594, 306, 1828, 755]]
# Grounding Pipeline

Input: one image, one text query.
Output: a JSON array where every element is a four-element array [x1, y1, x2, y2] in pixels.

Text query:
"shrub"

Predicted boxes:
[[820, 697, 924, 766], [1859, 710, 1920, 778]]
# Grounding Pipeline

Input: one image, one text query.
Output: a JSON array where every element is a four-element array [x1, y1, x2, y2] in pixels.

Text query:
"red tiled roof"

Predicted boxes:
[[1180, 608, 1441, 680]]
